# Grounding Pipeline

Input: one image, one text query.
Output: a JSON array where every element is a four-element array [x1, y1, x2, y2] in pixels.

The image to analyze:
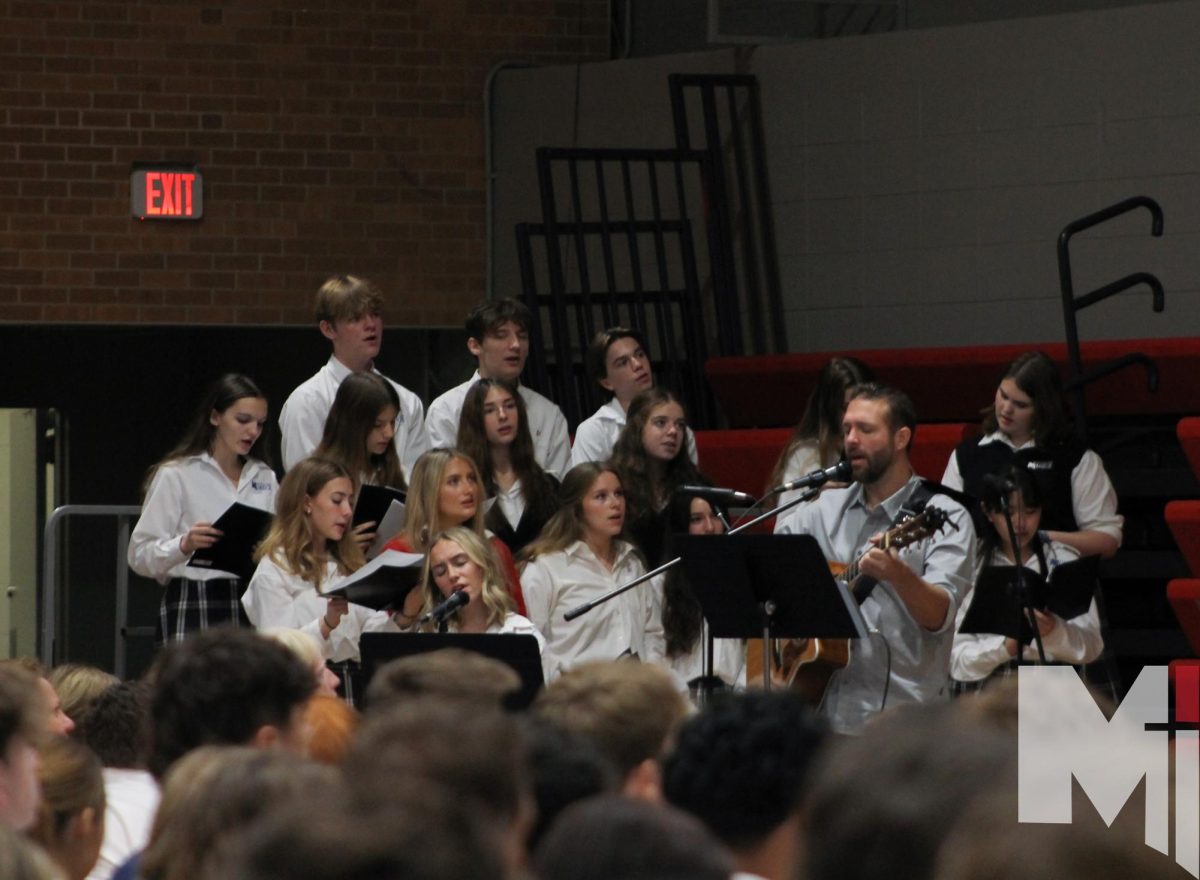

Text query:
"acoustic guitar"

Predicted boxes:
[[746, 506, 953, 705]]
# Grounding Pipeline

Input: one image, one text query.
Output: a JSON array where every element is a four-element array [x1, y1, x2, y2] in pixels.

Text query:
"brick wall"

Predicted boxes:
[[0, 0, 609, 325]]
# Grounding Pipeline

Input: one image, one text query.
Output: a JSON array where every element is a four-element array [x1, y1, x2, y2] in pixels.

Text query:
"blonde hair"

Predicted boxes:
[[419, 527, 514, 630], [48, 663, 118, 728], [401, 449, 485, 551], [314, 275, 383, 325], [259, 628, 323, 672], [255, 457, 364, 591]]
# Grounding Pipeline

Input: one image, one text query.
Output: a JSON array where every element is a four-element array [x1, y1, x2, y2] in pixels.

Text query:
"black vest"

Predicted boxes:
[[954, 437, 1085, 533]]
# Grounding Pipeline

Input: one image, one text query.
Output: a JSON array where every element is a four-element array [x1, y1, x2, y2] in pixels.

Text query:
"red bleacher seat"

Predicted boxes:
[[1178, 418, 1200, 481], [707, 338, 1200, 428]]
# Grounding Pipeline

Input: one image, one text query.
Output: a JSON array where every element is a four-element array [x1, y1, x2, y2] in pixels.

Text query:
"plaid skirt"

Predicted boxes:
[[158, 577, 250, 644]]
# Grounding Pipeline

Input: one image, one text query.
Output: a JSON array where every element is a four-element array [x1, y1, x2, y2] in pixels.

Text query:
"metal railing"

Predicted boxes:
[[1057, 195, 1164, 440], [41, 504, 144, 677]]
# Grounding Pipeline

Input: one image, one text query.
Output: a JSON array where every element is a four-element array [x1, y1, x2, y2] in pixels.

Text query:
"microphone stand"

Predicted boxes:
[[999, 493, 1047, 665], [562, 481, 827, 704]]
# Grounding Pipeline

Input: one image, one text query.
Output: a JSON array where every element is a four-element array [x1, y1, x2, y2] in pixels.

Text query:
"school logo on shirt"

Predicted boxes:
[[251, 480, 272, 492]]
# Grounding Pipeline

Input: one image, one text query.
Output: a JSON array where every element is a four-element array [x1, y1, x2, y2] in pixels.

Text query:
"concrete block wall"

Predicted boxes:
[[491, 0, 1200, 352], [0, 0, 608, 325]]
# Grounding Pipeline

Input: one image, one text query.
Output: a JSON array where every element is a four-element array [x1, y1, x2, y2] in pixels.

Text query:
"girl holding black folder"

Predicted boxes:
[[128, 374, 277, 643], [950, 468, 1103, 687], [243, 457, 407, 703]]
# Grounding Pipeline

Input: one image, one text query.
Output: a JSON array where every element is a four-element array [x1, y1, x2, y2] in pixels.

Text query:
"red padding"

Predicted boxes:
[[1168, 580, 1200, 657], [1178, 418, 1200, 481], [707, 338, 1200, 428]]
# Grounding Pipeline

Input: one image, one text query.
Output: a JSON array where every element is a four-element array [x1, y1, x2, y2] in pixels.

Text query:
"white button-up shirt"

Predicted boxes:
[[279, 355, 429, 477], [128, 453, 277, 584], [521, 540, 665, 676]]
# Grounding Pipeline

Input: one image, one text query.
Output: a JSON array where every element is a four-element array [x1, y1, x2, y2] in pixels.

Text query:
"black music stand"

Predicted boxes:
[[358, 632, 544, 710], [678, 533, 867, 690]]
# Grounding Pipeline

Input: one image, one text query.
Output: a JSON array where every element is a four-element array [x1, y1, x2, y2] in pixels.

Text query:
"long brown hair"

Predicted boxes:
[[456, 378, 558, 515], [609, 388, 699, 524], [255, 457, 364, 591], [143, 373, 275, 496], [766, 356, 873, 492], [521, 463, 624, 562], [315, 372, 406, 491], [980, 351, 1072, 446]]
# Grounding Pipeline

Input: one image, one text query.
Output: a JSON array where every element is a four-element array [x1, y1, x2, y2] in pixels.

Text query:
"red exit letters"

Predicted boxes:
[[130, 164, 204, 220], [144, 172, 196, 217]]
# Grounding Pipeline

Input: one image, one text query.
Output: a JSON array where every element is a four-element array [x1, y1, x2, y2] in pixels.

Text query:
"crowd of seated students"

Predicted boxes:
[[0, 631, 1183, 880]]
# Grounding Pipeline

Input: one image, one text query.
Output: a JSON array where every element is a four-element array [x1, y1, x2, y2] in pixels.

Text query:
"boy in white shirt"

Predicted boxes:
[[426, 297, 570, 477], [279, 275, 428, 477], [570, 326, 698, 468]]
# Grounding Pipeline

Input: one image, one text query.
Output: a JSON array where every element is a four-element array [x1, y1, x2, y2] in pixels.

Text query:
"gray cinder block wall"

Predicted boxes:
[[491, 0, 1200, 352]]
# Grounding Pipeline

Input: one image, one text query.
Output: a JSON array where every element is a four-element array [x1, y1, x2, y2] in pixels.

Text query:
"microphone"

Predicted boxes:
[[677, 485, 757, 505], [418, 589, 470, 625], [769, 460, 853, 495]]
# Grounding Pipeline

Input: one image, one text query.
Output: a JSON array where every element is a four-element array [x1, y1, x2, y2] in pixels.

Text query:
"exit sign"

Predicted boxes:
[[131, 163, 203, 220]]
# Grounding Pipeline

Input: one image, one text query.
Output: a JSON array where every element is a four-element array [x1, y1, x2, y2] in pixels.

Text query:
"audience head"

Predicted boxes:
[[1, 658, 74, 737], [148, 628, 315, 779], [260, 627, 340, 697], [257, 456, 363, 586], [47, 664, 118, 738], [804, 700, 1016, 880], [28, 735, 105, 880], [209, 784, 508, 880], [521, 462, 625, 559], [523, 717, 620, 850], [301, 693, 360, 765], [317, 370, 405, 491], [364, 649, 521, 714], [345, 699, 533, 872], [534, 660, 688, 802], [534, 794, 735, 880], [421, 527, 515, 628], [76, 681, 151, 770], [587, 326, 654, 408], [464, 297, 533, 383], [984, 350, 1071, 447], [664, 691, 827, 876], [0, 823, 62, 880], [404, 448, 484, 549], [152, 373, 273, 477], [0, 664, 43, 830], [314, 275, 384, 370], [141, 746, 339, 880]]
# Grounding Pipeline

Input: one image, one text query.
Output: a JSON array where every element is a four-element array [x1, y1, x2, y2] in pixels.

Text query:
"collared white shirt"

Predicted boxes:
[[951, 541, 1102, 682], [279, 355, 429, 477], [493, 478, 526, 530], [775, 474, 976, 735], [521, 539, 665, 676], [242, 556, 400, 663], [128, 453, 277, 584], [569, 397, 699, 468], [426, 371, 571, 478], [942, 431, 1123, 543]]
